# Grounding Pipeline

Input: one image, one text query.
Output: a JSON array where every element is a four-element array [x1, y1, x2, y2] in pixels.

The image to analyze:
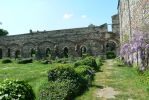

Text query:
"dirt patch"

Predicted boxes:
[[96, 87, 120, 99]]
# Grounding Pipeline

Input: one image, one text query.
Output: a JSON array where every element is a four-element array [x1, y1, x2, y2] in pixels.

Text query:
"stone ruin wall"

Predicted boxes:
[[0, 15, 120, 59]]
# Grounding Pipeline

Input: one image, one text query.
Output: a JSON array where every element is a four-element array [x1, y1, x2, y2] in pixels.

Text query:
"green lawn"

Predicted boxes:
[[76, 59, 149, 100], [1, 59, 149, 100], [0, 59, 53, 100]]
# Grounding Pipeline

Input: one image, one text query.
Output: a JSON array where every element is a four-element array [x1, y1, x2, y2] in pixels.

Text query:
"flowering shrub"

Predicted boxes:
[[0, 79, 35, 100], [120, 31, 149, 70]]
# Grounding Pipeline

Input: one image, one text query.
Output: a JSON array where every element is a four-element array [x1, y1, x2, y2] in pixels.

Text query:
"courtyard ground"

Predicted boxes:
[[0, 59, 149, 100], [76, 59, 149, 100]]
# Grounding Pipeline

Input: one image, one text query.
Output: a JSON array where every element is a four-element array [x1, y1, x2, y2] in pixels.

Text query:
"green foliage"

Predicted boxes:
[[42, 64, 87, 99], [74, 56, 99, 71], [48, 64, 85, 84], [39, 80, 82, 100], [106, 51, 116, 59], [0, 79, 35, 100], [96, 56, 104, 67], [18, 58, 33, 64], [75, 65, 95, 84], [2, 59, 12, 64], [0, 29, 8, 36]]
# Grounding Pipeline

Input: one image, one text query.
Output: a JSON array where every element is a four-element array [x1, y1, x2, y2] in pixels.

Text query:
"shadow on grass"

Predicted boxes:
[[90, 84, 104, 89], [98, 70, 103, 72]]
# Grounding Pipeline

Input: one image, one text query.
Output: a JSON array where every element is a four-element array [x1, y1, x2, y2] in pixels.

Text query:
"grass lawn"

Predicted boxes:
[[76, 59, 149, 100], [1, 59, 149, 100], [0, 59, 55, 100]]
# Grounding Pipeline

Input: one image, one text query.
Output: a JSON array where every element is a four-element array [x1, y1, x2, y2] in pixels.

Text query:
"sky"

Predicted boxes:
[[0, 0, 118, 35]]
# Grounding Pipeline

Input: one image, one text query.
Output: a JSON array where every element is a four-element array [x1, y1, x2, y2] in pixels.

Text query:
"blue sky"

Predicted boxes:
[[0, 0, 118, 35]]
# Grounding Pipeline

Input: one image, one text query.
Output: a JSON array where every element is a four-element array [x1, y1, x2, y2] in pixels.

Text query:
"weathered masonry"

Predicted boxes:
[[0, 15, 120, 59]]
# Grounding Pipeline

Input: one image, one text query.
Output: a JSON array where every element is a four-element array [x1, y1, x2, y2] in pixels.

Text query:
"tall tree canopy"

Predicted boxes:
[[0, 29, 8, 36]]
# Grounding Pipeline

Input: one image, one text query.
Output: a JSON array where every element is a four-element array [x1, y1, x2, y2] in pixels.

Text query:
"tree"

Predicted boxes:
[[0, 29, 8, 36]]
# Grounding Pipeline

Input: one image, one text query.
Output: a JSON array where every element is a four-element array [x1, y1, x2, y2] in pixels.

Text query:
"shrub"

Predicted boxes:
[[18, 58, 33, 64], [0, 79, 35, 100], [2, 59, 12, 64], [96, 56, 104, 67], [75, 65, 95, 84], [74, 56, 99, 71], [48, 64, 85, 84], [46, 64, 87, 99], [106, 51, 116, 59], [39, 80, 82, 100]]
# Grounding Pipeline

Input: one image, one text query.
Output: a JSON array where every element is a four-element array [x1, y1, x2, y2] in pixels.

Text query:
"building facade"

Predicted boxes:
[[118, 0, 149, 68]]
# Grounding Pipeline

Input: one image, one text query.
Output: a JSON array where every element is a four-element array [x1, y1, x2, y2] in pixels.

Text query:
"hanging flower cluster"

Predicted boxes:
[[120, 31, 149, 69]]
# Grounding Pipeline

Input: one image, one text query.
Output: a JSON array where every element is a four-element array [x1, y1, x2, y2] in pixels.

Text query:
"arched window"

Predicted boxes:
[[0, 48, 2, 59], [15, 50, 21, 58], [46, 48, 51, 57], [80, 46, 87, 57], [63, 47, 68, 58], [31, 49, 36, 57], [7, 48, 11, 57]]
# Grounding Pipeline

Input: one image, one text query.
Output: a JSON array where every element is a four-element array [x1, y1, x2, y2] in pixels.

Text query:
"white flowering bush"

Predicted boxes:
[[0, 79, 35, 100]]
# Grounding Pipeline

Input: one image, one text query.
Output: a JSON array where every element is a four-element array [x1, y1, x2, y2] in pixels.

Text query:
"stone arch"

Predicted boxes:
[[45, 48, 51, 57], [31, 48, 36, 57], [15, 50, 21, 58], [38, 41, 55, 58], [22, 42, 36, 58], [105, 40, 118, 58], [78, 39, 104, 56], [57, 40, 75, 57], [63, 47, 69, 58], [106, 40, 119, 48], [106, 41, 117, 51], [80, 45, 87, 57], [7, 43, 20, 58]]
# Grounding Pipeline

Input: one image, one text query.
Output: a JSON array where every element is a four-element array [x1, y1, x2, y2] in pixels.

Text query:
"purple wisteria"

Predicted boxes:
[[120, 31, 149, 71]]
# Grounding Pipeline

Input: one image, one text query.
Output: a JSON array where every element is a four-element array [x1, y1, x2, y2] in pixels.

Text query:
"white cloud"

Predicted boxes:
[[63, 13, 73, 20], [81, 15, 87, 19]]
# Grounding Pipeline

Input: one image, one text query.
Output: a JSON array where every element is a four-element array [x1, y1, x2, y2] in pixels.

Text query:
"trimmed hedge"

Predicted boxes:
[[75, 65, 95, 84], [18, 58, 33, 64], [47, 64, 86, 89], [39, 64, 87, 100], [0, 79, 35, 100], [39, 80, 81, 100], [2, 59, 12, 64], [74, 56, 99, 71]]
